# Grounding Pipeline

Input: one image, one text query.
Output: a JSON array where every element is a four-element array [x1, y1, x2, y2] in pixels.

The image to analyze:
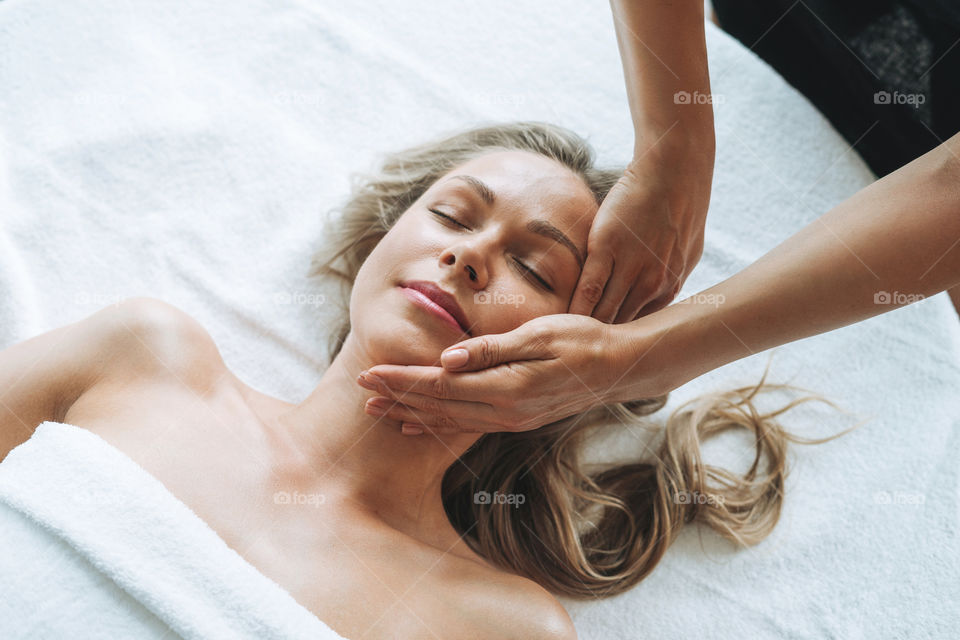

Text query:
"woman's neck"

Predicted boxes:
[[268, 332, 483, 552]]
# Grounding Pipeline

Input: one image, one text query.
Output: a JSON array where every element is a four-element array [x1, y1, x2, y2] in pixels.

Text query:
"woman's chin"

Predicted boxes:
[[360, 332, 452, 368]]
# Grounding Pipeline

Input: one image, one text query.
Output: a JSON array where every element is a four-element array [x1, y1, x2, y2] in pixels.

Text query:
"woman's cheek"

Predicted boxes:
[[482, 295, 555, 333]]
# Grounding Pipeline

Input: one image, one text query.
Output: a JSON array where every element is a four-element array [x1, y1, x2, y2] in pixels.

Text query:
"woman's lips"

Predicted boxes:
[[398, 286, 469, 334]]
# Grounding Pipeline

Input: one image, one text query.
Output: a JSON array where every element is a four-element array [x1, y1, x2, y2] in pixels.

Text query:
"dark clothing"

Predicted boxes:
[[711, 0, 960, 176]]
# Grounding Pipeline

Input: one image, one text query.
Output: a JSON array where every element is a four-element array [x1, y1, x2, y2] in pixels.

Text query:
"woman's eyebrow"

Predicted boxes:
[[444, 175, 496, 206], [525, 219, 584, 270], [442, 174, 584, 270]]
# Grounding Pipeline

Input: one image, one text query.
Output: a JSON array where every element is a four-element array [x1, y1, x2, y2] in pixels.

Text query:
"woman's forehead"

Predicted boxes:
[[447, 150, 589, 197], [435, 150, 598, 240]]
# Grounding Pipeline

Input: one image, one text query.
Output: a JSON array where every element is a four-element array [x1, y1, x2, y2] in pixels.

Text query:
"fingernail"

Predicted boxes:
[[401, 424, 423, 436], [441, 348, 468, 369], [365, 398, 387, 415], [357, 372, 384, 389]]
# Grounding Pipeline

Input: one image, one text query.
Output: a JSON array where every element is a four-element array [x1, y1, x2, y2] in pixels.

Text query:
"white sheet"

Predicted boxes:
[[0, 0, 957, 638]]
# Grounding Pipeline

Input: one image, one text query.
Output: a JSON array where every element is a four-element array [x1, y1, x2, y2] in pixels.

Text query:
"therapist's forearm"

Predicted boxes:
[[613, 131, 960, 398], [609, 0, 714, 155]]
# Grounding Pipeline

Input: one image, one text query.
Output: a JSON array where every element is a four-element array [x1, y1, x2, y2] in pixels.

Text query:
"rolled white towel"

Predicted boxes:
[[0, 421, 348, 640]]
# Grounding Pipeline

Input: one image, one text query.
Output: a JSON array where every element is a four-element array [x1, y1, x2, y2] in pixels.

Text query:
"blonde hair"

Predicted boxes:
[[308, 120, 857, 599]]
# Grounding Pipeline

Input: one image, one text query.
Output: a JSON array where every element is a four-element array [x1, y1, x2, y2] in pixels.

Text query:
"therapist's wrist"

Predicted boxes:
[[608, 293, 732, 401], [634, 114, 715, 169]]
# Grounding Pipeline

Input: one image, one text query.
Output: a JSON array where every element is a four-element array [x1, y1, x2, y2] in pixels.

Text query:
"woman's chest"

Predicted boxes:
[[63, 371, 281, 543], [60, 376, 479, 638]]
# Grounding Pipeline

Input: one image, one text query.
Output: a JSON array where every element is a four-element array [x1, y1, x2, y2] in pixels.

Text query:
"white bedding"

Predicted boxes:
[[0, 0, 957, 638]]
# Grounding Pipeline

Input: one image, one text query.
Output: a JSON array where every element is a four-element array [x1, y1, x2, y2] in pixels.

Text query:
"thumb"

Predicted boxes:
[[568, 250, 613, 317], [440, 324, 550, 371]]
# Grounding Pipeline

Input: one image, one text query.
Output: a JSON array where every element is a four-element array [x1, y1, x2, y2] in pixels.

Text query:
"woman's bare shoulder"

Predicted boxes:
[[0, 297, 229, 459], [60, 297, 235, 432], [111, 297, 223, 370], [440, 558, 578, 640], [87, 296, 228, 392]]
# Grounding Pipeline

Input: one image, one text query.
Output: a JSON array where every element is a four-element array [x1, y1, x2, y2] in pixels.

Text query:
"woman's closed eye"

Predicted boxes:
[[429, 208, 470, 230], [429, 208, 554, 292]]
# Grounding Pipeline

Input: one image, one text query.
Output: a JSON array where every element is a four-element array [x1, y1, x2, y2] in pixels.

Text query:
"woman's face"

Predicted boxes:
[[349, 149, 599, 366]]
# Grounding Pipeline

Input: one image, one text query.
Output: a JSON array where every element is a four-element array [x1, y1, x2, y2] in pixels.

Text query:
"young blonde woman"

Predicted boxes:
[[0, 122, 843, 640]]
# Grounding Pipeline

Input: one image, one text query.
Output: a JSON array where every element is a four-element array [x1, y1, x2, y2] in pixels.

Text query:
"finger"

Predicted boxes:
[[362, 387, 501, 425], [615, 273, 672, 323], [360, 363, 523, 403], [366, 398, 503, 435], [590, 262, 635, 324], [438, 325, 553, 372], [567, 251, 613, 317]]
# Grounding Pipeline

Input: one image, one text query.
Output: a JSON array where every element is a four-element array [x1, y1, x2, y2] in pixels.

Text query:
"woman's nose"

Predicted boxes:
[[441, 246, 487, 288]]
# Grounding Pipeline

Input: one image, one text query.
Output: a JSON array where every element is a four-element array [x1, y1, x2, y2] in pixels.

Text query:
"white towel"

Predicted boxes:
[[0, 421, 347, 640], [0, 0, 957, 638]]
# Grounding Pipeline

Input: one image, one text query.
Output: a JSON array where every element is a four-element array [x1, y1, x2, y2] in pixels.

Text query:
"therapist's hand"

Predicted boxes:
[[568, 143, 711, 323], [356, 314, 658, 435]]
